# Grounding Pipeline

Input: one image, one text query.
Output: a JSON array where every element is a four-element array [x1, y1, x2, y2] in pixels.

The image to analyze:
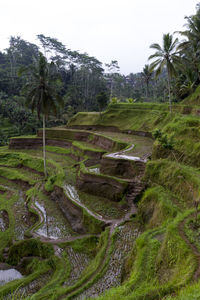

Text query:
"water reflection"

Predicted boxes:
[[0, 210, 9, 231], [64, 184, 105, 222], [106, 144, 146, 162], [34, 200, 72, 240], [0, 269, 23, 286], [88, 168, 100, 174]]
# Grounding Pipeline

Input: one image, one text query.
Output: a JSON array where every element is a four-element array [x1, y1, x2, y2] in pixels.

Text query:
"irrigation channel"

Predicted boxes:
[[0, 132, 153, 299]]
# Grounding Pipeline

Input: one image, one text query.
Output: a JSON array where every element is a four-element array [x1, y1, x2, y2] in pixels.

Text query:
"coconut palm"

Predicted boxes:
[[141, 64, 153, 99], [177, 6, 200, 82], [148, 33, 180, 112], [20, 52, 63, 177]]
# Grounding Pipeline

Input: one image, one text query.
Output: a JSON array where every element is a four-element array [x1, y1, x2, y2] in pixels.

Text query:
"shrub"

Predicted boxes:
[[111, 97, 118, 104], [153, 129, 174, 150]]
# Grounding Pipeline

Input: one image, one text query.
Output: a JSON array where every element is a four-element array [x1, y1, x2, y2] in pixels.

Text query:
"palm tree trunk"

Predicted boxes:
[[146, 81, 149, 99], [110, 78, 113, 101], [43, 114, 47, 178], [167, 69, 172, 114]]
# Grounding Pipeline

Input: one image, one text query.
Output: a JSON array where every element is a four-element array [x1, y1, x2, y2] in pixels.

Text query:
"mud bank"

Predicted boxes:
[[100, 157, 146, 179], [50, 186, 85, 234], [9, 138, 72, 150], [68, 125, 153, 138], [76, 171, 128, 202]]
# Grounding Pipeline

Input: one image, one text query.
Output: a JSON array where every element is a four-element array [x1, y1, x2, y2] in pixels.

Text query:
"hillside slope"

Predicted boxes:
[[1, 100, 200, 299]]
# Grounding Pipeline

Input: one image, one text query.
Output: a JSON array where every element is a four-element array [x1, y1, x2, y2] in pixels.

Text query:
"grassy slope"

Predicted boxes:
[[67, 100, 200, 300], [3, 95, 200, 299], [182, 85, 200, 106], [68, 103, 200, 167], [0, 146, 109, 299]]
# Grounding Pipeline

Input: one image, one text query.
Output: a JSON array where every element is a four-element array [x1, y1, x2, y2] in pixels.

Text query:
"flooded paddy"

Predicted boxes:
[[64, 247, 91, 287], [0, 210, 9, 231], [3, 271, 52, 299], [76, 222, 140, 299], [88, 167, 100, 174], [13, 191, 34, 240], [0, 268, 23, 286], [35, 194, 75, 240], [99, 132, 153, 158], [64, 184, 125, 219]]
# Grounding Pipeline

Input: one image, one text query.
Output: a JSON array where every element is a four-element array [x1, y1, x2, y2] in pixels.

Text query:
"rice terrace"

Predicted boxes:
[[1, 1, 200, 299]]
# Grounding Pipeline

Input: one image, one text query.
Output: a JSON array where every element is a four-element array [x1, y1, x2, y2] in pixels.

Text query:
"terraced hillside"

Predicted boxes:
[[1, 102, 200, 299]]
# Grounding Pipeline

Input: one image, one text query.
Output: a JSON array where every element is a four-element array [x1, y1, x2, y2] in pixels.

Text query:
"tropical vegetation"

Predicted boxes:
[[1, 2, 200, 300]]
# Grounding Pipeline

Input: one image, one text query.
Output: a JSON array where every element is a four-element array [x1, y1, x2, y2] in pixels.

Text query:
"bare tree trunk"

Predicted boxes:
[[43, 114, 47, 178]]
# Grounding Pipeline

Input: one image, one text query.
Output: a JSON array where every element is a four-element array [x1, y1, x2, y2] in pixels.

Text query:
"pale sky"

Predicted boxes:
[[0, 0, 198, 74]]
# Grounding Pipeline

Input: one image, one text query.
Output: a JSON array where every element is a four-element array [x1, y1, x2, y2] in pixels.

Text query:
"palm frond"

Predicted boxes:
[[148, 52, 164, 60], [149, 58, 163, 72], [149, 43, 163, 52]]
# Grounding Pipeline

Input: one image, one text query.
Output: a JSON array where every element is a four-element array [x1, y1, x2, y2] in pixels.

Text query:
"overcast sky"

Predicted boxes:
[[0, 0, 198, 74]]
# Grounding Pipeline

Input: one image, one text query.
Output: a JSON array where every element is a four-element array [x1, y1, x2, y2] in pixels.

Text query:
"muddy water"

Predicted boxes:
[[0, 269, 23, 286], [35, 199, 73, 240]]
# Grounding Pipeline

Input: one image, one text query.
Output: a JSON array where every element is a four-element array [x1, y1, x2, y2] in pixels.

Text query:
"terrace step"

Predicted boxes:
[[126, 180, 145, 202]]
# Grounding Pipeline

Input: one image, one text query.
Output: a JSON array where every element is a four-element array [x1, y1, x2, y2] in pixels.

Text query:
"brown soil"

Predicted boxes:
[[50, 186, 86, 234], [76, 171, 129, 202], [0, 176, 31, 191]]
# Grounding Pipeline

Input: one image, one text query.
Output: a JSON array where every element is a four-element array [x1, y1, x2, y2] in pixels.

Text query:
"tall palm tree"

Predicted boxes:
[[20, 52, 63, 177], [141, 64, 153, 99], [177, 7, 200, 83], [148, 33, 180, 113]]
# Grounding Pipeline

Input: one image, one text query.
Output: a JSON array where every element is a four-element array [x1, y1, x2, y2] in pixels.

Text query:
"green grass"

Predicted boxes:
[[45, 145, 71, 155], [68, 102, 200, 168], [0, 258, 52, 299], [72, 141, 106, 152], [62, 235, 99, 257], [79, 191, 125, 218], [182, 85, 200, 106], [7, 239, 54, 265], [145, 159, 200, 208], [138, 186, 179, 229]]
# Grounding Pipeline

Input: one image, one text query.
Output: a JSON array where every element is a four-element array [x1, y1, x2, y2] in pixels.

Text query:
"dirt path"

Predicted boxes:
[[178, 214, 200, 281], [32, 232, 99, 245]]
